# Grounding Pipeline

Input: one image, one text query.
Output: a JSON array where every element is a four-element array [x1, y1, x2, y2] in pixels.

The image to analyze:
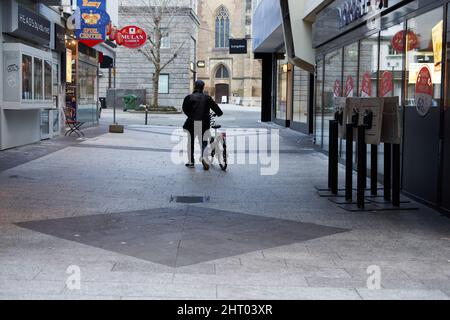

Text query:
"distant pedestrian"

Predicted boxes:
[[182, 80, 223, 170]]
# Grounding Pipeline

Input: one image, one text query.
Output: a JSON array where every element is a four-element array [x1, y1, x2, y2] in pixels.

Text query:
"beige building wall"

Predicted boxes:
[[197, 0, 262, 107]]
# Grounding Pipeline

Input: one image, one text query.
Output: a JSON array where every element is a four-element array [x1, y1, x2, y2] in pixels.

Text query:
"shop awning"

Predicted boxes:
[[99, 54, 114, 69]]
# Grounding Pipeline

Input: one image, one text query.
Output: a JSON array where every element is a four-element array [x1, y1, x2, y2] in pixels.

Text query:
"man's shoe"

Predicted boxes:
[[201, 159, 210, 171], [185, 163, 194, 168]]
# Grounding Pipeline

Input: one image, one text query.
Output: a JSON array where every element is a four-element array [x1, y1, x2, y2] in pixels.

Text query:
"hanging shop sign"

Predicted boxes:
[[391, 30, 418, 52], [229, 39, 248, 54], [119, 26, 147, 49], [380, 71, 393, 97], [2, 4, 51, 45], [432, 20, 443, 72], [54, 23, 66, 53], [333, 79, 341, 98], [75, 0, 110, 47], [361, 72, 372, 97], [415, 66, 433, 117], [345, 75, 354, 97]]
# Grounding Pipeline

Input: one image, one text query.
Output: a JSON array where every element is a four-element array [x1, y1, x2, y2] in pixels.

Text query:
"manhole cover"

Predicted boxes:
[[171, 196, 209, 203]]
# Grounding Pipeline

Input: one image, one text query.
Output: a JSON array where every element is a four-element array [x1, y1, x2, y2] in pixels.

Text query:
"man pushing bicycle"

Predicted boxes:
[[182, 80, 223, 171]]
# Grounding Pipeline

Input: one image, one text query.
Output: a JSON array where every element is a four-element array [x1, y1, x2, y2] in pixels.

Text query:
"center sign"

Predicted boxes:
[[75, 0, 110, 47]]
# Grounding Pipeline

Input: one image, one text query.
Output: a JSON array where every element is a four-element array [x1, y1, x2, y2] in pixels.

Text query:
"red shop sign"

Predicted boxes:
[[361, 72, 372, 97], [345, 75, 354, 97], [380, 71, 393, 97], [391, 30, 419, 52], [415, 66, 433, 116], [120, 25, 147, 49], [333, 79, 341, 98]]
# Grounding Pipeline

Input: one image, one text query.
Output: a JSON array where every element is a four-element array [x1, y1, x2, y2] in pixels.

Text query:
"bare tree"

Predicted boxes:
[[120, 0, 194, 108]]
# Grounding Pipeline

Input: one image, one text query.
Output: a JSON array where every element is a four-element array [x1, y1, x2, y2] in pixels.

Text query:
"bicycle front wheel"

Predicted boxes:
[[219, 142, 227, 171]]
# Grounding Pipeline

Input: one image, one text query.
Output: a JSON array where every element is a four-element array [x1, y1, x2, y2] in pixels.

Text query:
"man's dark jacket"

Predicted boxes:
[[182, 92, 223, 131]]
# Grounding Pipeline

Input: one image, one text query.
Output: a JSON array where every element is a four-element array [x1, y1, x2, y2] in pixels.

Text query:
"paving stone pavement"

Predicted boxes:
[[0, 107, 449, 300]]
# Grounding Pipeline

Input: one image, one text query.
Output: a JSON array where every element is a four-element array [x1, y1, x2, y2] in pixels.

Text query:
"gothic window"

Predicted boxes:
[[215, 64, 229, 79], [215, 6, 230, 48]]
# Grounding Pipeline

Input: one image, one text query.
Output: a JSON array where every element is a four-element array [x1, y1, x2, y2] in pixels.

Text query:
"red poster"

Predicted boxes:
[[391, 30, 419, 52], [345, 75, 354, 97], [360, 72, 372, 97], [380, 71, 393, 97], [120, 26, 147, 49], [415, 66, 433, 116], [333, 79, 341, 98]]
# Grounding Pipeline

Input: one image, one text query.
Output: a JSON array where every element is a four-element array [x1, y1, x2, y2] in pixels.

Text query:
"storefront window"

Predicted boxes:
[[406, 8, 443, 113], [34, 58, 43, 100], [40, 110, 50, 137], [292, 66, 309, 124], [77, 60, 98, 125], [359, 34, 379, 97], [315, 59, 324, 147], [22, 55, 32, 100], [323, 48, 342, 151], [276, 59, 288, 120], [44, 61, 52, 100], [379, 23, 405, 102], [343, 43, 358, 97], [52, 63, 59, 96], [340, 43, 359, 160]]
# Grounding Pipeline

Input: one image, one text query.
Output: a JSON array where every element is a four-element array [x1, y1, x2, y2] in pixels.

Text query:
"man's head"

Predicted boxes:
[[194, 80, 205, 93]]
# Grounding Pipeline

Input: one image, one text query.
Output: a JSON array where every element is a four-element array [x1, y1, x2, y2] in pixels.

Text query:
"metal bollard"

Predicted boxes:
[[345, 123, 354, 202], [357, 125, 366, 209], [145, 107, 148, 125], [329, 119, 339, 195]]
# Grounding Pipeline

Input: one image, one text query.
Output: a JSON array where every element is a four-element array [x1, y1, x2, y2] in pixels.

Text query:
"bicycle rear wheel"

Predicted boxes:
[[219, 142, 227, 171]]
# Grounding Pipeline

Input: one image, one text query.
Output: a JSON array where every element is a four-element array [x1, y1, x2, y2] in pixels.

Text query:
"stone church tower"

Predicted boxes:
[[196, 0, 262, 106]]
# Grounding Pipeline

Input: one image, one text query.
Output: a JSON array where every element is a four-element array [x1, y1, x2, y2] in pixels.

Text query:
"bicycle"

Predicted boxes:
[[208, 113, 228, 171]]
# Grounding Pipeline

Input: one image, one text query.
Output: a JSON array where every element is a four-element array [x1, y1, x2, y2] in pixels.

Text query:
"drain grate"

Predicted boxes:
[[171, 196, 209, 203]]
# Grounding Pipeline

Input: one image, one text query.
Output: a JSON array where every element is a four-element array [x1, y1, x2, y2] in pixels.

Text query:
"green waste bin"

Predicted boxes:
[[123, 94, 138, 111]]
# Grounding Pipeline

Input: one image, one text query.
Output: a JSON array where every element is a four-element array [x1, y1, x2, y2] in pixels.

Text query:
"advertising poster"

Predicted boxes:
[[360, 72, 372, 97], [75, 0, 110, 47], [432, 20, 443, 72], [391, 30, 418, 52], [380, 71, 393, 97], [415, 66, 433, 117], [66, 49, 72, 83], [333, 79, 341, 98], [345, 75, 354, 97]]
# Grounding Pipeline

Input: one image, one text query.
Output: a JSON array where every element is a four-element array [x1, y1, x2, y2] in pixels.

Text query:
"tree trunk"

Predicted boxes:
[[152, 69, 160, 108]]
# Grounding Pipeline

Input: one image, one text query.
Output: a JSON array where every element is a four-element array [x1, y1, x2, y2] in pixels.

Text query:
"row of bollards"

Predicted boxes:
[[317, 107, 416, 212]]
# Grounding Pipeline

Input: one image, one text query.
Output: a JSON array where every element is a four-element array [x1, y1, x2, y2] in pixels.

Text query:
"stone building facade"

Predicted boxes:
[[196, 0, 262, 106], [111, 1, 200, 108]]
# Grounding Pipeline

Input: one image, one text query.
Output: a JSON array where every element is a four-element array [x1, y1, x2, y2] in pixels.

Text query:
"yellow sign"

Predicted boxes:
[[432, 20, 443, 72], [82, 0, 102, 9], [66, 49, 72, 83]]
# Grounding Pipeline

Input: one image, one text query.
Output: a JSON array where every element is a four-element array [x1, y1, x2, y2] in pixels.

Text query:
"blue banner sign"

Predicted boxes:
[[75, 0, 110, 47]]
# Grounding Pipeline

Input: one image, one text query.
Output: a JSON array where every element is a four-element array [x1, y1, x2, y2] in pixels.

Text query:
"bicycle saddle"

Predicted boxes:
[[212, 125, 221, 129]]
